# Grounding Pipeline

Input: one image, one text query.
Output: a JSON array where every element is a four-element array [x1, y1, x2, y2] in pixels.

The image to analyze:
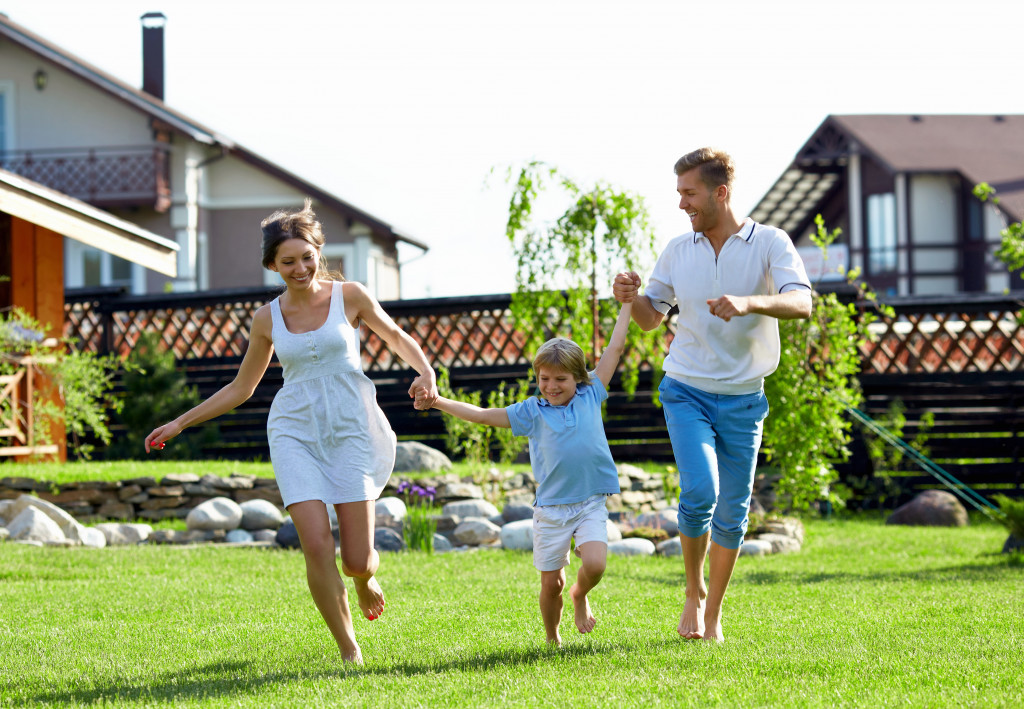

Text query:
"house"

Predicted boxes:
[[0, 166, 177, 460], [750, 114, 1023, 297], [0, 11, 426, 299]]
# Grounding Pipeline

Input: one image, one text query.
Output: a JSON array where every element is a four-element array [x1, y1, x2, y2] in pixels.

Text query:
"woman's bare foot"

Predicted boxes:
[[546, 633, 563, 648], [702, 606, 724, 642], [677, 586, 707, 639], [569, 583, 597, 633], [341, 645, 364, 665], [353, 576, 385, 620]]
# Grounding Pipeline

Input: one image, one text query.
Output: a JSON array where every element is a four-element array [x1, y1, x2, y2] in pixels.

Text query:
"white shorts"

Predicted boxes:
[[532, 494, 609, 572]]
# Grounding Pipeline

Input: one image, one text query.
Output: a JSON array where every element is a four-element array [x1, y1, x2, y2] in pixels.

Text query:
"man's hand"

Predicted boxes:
[[706, 295, 750, 322], [613, 271, 641, 303]]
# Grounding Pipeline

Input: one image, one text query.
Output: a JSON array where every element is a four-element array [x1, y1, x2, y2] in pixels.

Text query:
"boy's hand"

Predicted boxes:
[[613, 271, 641, 303]]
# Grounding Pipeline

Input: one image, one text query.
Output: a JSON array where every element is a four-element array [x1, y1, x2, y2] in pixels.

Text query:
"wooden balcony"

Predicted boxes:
[[0, 146, 171, 212]]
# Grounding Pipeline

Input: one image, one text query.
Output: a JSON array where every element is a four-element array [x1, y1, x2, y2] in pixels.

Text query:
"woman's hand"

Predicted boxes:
[[409, 371, 438, 409], [145, 421, 182, 453]]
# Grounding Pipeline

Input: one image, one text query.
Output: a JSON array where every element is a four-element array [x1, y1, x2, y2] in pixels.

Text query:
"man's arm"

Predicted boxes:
[[706, 289, 812, 322], [613, 271, 665, 331]]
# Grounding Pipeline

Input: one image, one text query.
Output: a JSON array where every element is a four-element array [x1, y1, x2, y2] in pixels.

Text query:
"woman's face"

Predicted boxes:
[[269, 238, 319, 288]]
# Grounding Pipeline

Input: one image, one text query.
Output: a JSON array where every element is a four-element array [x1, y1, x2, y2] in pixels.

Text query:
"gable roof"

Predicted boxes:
[[752, 114, 1024, 234], [0, 168, 178, 275], [0, 13, 428, 251]]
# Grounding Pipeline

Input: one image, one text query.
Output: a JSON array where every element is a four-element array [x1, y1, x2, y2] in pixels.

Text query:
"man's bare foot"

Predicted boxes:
[[702, 607, 724, 642], [353, 576, 385, 620], [569, 583, 597, 634], [677, 587, 707, 639]]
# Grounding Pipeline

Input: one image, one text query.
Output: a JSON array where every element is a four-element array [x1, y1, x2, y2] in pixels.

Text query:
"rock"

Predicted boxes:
[[499, 518, 534, 550], [78, 527, 107, 548], [374, 527, 405, 552], [0, 476, 48, 491], [147, 485, 185, 497], [251, 529, 278, 543], [7, 507, 66, 543], [454, 519, 502, 545], [0, 528, 9, 541], [276, 519, 300, 549], [239, 499, 284, 530], [607, 538, 656, 556], [748, 496, 767, 518], [886, 490, 968, 527], [234, 488, 284, 506], [606, 519, 623, 542], [759, 517, 804, 544], [634, 508, 679, 536], [9, 494, 81, 538], [432, 534, 452, 553], [186, 497, 243, 531], [503, 491, 534, 507], [436, 481, 484, 500], [183, 483, 221, 497], [0, 497, 13, 521], [160, 473, 200, 485], [656, 537, 682, 557], [375, 497, 407, 528], [442, 499, 500, 519], [393, 441, 452, 473], [140, 496, 185, 510], [95, 523, 152, 545], [756, 533, 801, 554], [199, 474, 253, 491], [96, 500, 134, 520], [226, 529, 254, 544], [739, 539, 773, 557], [151, 529, 226, 545], [501, 503, 533, 523], [617, 463, 650, 480]]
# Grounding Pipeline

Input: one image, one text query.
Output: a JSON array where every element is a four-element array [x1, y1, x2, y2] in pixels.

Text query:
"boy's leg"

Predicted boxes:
[[659, 377, 718, 640], [539, 569, 566, 645], [570, 541, 607, 633], [705, 388, 769, 642], [335, 500, 386, 622], [289, 500, 362, 663]]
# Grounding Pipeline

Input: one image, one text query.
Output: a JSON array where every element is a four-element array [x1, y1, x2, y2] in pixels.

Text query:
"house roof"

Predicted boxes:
[[0, 168, 179, 276], [751, 114, 1024, 234], [0, 13, 428, 252]]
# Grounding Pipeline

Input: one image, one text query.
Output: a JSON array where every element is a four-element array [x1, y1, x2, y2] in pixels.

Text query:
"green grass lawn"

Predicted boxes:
[[1, 518, 1021, 708]]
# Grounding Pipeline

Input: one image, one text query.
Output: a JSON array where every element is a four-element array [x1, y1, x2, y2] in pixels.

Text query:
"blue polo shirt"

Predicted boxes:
[[506, 379, 621, 506]]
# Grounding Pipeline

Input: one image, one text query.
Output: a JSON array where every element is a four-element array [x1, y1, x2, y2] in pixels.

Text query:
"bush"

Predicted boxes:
[[992, 494, 1024, 538], [103, 331, 220, 459], [0, 308, 121, 459]]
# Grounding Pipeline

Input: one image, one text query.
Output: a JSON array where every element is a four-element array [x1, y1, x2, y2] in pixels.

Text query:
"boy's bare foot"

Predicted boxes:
[[677, 587, 706, 639], [353, 576, 385, 620], [569, 583, 597, 634]]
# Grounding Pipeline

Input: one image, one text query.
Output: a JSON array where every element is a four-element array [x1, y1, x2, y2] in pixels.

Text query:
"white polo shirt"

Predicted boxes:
[[644, 219, 811, 395]]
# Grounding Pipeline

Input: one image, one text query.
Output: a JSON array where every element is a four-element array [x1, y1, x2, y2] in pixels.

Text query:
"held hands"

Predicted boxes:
[[613, 271, 641, 303], [409, 371, 438, 410], [706, 294, 750, 322], [144, 421, 181, 453]]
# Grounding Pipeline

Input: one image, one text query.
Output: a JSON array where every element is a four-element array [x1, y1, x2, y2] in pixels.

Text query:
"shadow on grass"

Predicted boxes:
[[27, 639, 686, 704], [741, 556, 1022, 586]]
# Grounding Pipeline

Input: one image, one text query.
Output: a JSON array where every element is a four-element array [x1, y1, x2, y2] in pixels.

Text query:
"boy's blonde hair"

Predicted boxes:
[[532, 337, 591, 385]]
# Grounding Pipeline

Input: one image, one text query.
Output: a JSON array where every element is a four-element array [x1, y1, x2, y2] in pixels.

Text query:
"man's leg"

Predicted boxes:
[[660, 377, 719, 640], [705, 388, 769, 641]]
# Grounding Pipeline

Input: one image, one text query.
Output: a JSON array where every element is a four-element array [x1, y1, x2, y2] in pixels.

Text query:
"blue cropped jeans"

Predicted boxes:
[[660, 376, 769, 549]]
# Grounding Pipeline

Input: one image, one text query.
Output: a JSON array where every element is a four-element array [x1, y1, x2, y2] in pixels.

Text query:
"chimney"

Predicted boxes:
[[141, 12, 166, 100]]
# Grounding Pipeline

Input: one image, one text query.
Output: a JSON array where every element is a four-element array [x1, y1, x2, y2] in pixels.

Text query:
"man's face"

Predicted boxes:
[[677, 169, 719, 234]]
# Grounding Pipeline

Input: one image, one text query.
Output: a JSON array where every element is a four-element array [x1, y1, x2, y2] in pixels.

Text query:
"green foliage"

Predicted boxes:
[[991, 494, 1024, 538], [402, 503, 439, 553], [974, 183, 1024, 278], [0, 308, 121, 459], [436, 366, 529, 472], [104, 331, 220, 459], [762, 215, 894, 512], [501, 161, 664, 396]]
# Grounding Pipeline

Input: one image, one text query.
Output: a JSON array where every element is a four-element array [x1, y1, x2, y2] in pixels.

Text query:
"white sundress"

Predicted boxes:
[[267, 280, 396, 508]]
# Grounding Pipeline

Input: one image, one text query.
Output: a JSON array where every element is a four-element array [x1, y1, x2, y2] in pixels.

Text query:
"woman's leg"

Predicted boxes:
[[335, 500, 386, 621], [288, 500, 361, 662]]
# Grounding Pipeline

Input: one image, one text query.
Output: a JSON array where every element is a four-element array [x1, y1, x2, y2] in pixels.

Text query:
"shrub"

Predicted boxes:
[[991, 494, 1024, 539]]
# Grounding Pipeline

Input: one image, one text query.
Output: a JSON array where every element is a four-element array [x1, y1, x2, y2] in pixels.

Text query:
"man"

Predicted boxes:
[[613, 147, 811, 641]]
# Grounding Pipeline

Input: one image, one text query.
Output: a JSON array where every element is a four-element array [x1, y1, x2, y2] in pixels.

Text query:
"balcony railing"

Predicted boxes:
[[0, 145, 171, 212]]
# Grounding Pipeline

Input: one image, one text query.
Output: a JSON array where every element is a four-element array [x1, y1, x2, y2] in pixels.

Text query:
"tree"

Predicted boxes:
[[502, 161, 663, 394], [761, 215, 893, 511], [973, 183, 1024, 278]]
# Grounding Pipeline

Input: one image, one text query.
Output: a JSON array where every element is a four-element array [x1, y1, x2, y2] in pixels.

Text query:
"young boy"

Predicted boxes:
[[415, 301, 632, 646]]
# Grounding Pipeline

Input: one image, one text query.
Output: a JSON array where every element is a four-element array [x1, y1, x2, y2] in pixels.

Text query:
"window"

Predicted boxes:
[[867, 193, 897, 273], [65, 240, 135, 289]]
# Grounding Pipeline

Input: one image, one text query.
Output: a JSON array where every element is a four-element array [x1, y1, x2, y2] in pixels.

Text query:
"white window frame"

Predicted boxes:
[[0, 80, 16, 153]]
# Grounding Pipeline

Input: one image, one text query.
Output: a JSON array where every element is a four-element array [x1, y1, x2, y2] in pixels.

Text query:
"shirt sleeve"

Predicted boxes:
[[585, 378, 609, 404], [505, 399, 537, 438], [643, 240, 678, 315], [766, 229, 812, 293]]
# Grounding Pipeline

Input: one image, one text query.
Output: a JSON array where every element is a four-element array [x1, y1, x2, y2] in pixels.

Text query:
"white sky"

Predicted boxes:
[[4, 0, 1023, 298]]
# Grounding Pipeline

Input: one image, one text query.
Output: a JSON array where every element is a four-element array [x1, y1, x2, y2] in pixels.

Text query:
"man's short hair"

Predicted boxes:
[[674, 148, 735, 191]]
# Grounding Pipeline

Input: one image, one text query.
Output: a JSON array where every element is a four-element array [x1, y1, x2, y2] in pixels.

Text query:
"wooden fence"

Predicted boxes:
[[63, 287, 1024, 502]]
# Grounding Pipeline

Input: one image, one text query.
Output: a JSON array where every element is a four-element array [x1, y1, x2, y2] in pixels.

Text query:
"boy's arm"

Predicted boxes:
[[418, 392, 512, 428], [593, 301, 633, 389]]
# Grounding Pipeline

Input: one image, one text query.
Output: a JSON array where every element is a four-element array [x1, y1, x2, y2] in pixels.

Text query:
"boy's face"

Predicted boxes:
[[536, 365, 578, 407]]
